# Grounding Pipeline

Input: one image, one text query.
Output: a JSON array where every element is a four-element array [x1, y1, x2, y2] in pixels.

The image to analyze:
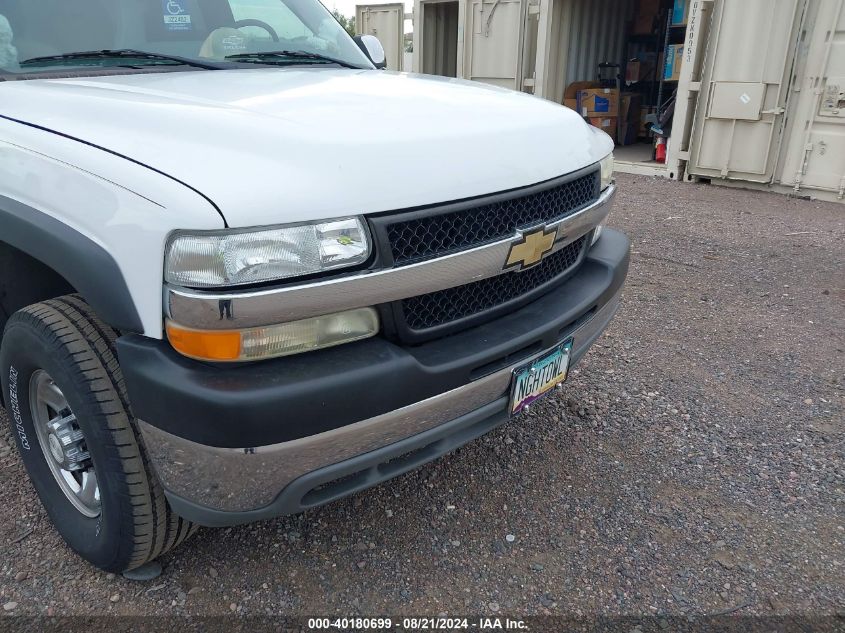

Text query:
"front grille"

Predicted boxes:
[[400, 236, 588, 331], [384, 170, 599, 266]]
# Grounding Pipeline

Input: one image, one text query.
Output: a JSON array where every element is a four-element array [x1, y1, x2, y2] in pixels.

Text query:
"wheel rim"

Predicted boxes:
[[30, 370, 101, 518]]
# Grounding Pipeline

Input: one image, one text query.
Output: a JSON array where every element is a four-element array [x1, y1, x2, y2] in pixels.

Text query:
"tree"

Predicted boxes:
[[332, 9, 356, 37]]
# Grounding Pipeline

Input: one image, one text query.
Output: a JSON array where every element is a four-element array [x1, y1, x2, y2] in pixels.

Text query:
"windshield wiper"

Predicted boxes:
[[21, 49, 227, 71], [225, 50, 365, 70]]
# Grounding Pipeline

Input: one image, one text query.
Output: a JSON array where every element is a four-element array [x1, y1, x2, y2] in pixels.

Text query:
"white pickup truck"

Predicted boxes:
[[0, 0, 627, 572]]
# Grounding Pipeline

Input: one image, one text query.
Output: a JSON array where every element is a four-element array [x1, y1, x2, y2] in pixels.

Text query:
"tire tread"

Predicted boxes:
[[12, 295, 195, 571]]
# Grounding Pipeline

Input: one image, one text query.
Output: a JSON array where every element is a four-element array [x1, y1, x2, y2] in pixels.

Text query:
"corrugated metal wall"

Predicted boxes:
[[563, 0, 636, 84]]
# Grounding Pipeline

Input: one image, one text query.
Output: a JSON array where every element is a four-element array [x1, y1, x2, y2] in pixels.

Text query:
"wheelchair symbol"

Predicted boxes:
[[166, 0, 185, 15]]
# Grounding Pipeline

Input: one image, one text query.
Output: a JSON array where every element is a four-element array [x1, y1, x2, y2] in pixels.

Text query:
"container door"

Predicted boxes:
[[414, 0, 463, 77], [686, 0, 805, 182], [463, 0, 528, 89], [777, 0, 845, 197], [356, 3, 406, 71]]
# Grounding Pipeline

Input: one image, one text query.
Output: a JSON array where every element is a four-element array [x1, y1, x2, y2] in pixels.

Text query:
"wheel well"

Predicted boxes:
[[1, 196, 143, 335], [0, 242, 78, 408], [0, 241, 76, 344]]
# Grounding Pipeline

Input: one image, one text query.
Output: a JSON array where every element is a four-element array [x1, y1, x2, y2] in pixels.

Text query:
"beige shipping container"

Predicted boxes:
[[411, 0, 845, 203], [356, 3, 406, 71], [680, 0, 845, 202], [412, 0, 529, 89], [776, 0, 845, 201]]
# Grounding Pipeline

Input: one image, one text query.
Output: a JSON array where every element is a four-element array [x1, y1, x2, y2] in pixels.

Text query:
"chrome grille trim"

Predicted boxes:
[[399, 236, 588, 332], [383, 170, 600, 266], [164, 185, 615, 330]]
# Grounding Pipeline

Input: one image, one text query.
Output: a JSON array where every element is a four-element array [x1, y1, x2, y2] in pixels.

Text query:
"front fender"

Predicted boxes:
[[0, 194, 142, 332], [0, 118, 224, 338]]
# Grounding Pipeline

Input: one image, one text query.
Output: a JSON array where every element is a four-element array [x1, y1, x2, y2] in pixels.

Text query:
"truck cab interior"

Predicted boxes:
[[0, 0, 352, 66]]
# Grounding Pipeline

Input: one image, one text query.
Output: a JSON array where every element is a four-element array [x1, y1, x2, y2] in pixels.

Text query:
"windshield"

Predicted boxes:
[[0, 0, 373, 75]]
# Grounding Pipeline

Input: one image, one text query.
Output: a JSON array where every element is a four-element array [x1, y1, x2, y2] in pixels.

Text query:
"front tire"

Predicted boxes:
[[0, 295, 195, 572]]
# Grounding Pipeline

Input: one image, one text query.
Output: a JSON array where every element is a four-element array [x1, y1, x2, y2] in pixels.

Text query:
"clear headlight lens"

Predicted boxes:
[[165, 217, 370, 288], [592, 154, 614, 245], [600, 154, 614, 191], [166, 308, 380, 362]]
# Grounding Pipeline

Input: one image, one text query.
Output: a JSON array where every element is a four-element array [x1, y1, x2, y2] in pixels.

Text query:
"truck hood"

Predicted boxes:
[[0, 69, 612, 227]]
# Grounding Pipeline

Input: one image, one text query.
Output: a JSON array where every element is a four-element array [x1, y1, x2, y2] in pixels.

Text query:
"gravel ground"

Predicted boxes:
[[0, 174, 843, 620]]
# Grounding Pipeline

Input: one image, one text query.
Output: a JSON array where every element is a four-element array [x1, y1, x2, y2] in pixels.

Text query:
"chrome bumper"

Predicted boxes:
[[139, 288, 621, 515], [164, 185, 616, 330]]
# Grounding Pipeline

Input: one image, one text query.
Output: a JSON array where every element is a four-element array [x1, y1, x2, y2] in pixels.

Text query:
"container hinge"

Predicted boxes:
[[839, 176, 845, 200], [762, 107, 786, 116], [793, 142, 814, 192]]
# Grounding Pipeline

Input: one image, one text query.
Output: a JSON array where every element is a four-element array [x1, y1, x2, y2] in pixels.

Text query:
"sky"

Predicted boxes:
[[325, 0, 414, 34]]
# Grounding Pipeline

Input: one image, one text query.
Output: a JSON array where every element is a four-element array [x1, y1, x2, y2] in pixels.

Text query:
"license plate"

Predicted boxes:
[[509, 339, 573, 415]]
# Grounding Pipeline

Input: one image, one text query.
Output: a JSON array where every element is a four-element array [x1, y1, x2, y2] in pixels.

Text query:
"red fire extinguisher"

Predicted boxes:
[[655, 136, 667, 163]]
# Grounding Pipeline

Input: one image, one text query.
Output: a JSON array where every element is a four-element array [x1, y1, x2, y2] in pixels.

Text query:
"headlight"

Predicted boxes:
[[165, 217, 370, 288], [592, 154, 614, 245], [600, 154, 614, 191], [166, 308, 380, 362]]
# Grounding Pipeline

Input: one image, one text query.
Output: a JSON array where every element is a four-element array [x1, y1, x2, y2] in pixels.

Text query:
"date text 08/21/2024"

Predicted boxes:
[[306, 617, 529, 630]]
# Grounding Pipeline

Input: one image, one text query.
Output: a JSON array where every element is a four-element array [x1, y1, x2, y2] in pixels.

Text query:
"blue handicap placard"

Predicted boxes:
[[162, 0, 192, 31]]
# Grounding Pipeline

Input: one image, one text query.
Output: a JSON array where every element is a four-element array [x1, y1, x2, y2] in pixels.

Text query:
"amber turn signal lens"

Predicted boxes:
[[165, 323, 242, 361], [165, 308, 380, 362]]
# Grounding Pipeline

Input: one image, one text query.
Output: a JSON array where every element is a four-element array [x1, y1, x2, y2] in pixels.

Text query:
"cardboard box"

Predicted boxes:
[[587, 117, 618, 144], [664, 44, 684, 81], [577, 88, 619, 117], [563, 81, 599, 115], [633, 0, 660, 34], [671, 0, 690, 25], [625, 57, 656, 83], [564, 80, 600, 101], [633, 13, 656, 35], [637, 0, 661, 13], [625, 60, 644, 83]]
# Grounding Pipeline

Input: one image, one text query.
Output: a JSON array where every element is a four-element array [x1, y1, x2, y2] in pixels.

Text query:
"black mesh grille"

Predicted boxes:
[[385, 171, 599, 266], [401, 236, 588, 331]]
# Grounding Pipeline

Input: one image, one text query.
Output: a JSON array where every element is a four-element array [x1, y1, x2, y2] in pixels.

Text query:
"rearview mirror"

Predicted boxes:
[[354, 34, 386, 69]]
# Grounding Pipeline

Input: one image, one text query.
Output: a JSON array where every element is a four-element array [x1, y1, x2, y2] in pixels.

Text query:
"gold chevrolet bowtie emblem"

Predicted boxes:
[[505, 226, 557, 270]]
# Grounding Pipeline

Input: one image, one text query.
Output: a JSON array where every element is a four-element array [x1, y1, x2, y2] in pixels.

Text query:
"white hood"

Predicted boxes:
[[0, 68, 612, 227]]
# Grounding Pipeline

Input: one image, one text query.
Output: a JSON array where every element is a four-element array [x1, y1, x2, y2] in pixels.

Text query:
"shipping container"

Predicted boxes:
[[412, 0, 528, 88], [763, 0, 845, 201], [411, 0, 845, 202], [356, 3, 406, 71]]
